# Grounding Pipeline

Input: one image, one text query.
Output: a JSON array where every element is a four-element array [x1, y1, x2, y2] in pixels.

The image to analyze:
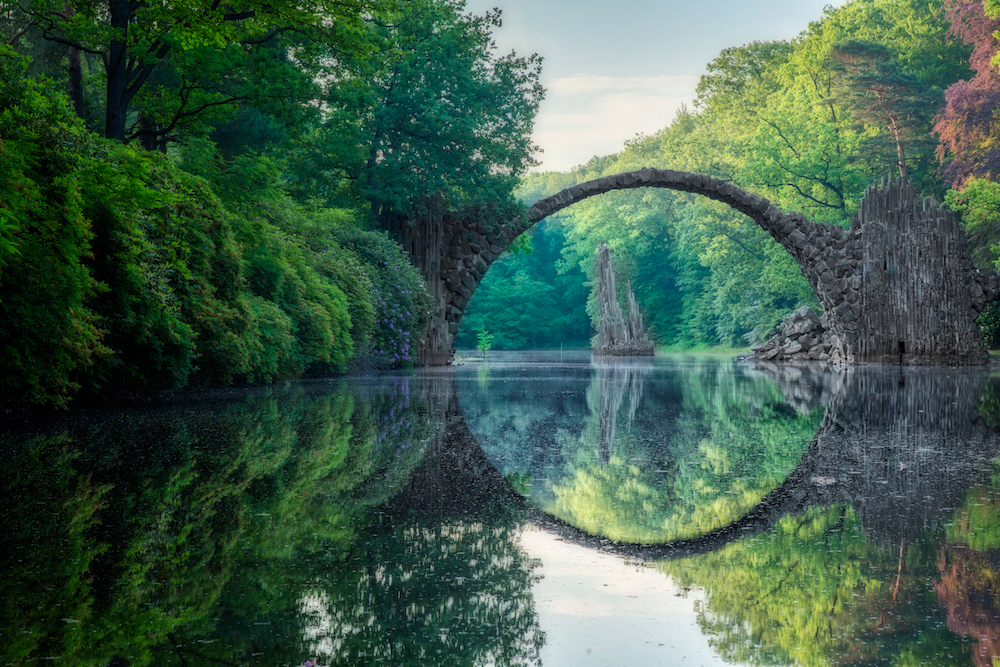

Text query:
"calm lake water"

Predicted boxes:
[[4, 351, 1000, 666]]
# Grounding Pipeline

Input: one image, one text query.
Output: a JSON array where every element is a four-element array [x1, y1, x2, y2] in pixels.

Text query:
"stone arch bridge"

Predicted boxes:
[[395, 169, 1000, 365]]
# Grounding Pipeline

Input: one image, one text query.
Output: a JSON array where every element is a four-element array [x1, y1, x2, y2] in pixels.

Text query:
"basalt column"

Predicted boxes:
[[851, 179, 996, 364]]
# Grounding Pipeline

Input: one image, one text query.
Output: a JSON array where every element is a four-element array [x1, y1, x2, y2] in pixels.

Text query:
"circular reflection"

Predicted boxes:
[[457, 353, 828, 544]]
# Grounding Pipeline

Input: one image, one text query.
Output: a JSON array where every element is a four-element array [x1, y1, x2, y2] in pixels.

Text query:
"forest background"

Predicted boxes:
[[3, 0, 1000, 407]]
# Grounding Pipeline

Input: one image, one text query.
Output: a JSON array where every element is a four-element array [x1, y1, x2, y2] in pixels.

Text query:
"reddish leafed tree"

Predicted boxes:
[[934, 0, 1000, 186]]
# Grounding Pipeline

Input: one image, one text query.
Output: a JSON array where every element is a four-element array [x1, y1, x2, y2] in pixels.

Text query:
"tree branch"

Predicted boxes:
[[5, 18, 37, 45]]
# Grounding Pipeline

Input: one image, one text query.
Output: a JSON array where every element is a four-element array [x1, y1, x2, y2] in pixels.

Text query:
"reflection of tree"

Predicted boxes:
[[936, 544, 1000, 667], [650, 369, 1000, 667], [0, 434, 106, 665], [457, 357, 592, 488], [660, 505, 971, 667], [0, 378, 435, 666], [298, 378, 544, 666], [936, 461, 1000, 667], [297, 518, 543, 666], [544, 359, 820, 543]]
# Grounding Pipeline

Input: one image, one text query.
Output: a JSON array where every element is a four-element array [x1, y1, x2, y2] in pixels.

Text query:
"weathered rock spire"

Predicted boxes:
[[594, 243, 654, 357]]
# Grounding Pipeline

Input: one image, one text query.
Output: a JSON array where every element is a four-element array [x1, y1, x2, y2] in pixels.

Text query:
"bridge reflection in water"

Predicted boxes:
[[6, 354, 1000, 666], [434, 354, 1000, 667], [440, 357, 1000, 555]]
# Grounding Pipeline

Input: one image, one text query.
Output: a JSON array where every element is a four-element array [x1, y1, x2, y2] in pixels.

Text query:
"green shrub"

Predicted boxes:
[[257, 200, 377, 355], [0, 46, 425, 405], [0, 46, 109, 405], [239, 218, 354, 376], [329, 226, 434, 368]]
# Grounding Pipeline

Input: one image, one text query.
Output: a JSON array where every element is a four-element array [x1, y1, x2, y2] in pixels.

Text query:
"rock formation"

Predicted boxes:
[[593, 243, 654, 357]]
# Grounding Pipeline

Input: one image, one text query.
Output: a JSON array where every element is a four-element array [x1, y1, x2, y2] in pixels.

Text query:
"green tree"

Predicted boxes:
[[5, 0, 365, 144], [829, 39, 939, 183], [283, 0, 543, 220], [457, 220, 590, 350], [0, 45, 108, 404]]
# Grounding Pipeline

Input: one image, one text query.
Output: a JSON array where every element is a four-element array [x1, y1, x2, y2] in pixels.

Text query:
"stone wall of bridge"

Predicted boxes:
[[393, 169, 999, 365]]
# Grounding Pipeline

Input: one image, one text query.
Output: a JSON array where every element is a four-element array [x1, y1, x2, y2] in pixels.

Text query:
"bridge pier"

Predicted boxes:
[[382, 206, 531, 365]]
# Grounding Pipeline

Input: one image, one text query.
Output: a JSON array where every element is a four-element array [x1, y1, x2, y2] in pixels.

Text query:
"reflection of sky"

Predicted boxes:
[[520, 526, 739, 667]]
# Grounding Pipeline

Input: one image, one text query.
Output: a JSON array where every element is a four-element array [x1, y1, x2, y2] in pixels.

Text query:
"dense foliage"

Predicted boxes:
[[0, 45, 432, 406], [456, 220, 590, 350], [0, 0, 548, 406]]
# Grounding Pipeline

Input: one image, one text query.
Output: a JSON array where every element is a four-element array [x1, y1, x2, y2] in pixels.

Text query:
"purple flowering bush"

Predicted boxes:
[[329, 227, 433, 368]]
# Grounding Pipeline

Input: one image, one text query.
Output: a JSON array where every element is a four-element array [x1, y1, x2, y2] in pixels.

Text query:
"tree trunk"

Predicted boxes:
[[137, 114, 162, 152], [888, 114, 909, 181], [68, 44, 84, 119], [62, 4, 85, 119], [105, 0, 130, 142]]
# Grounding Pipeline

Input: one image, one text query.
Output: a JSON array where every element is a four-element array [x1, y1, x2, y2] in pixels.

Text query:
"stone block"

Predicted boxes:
[[788, 229, 807, 248]]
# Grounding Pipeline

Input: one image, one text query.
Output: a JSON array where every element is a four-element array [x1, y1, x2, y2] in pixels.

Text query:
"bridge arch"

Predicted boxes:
[[409, 169, 996, 365]]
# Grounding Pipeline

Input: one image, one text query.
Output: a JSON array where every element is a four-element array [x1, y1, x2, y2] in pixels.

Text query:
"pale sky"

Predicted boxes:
[[463, 0, 846, 172]]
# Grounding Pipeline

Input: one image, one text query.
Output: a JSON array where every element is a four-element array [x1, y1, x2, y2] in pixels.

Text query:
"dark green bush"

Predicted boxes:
[[257, 200, 378, 355], [0, 47, 388, 405], [238, 218, 354, 377], [0, 46, 108, 405]]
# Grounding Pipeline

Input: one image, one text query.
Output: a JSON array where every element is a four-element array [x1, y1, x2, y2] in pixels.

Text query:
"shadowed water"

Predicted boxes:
[[3, 353, 1000, 666]]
